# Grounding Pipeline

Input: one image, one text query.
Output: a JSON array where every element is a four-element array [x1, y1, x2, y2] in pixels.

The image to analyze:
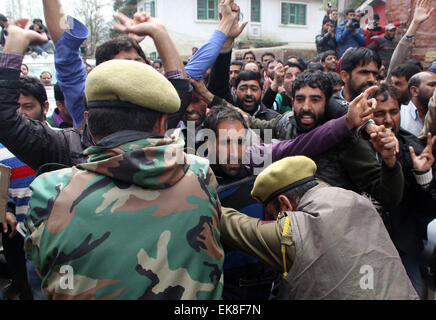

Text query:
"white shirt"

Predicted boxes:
[[400, 101, 424, 137]]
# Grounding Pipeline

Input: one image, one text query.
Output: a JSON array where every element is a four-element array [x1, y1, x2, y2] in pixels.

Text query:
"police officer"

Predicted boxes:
[[220, 156, 419, 299], [25, 60, 224, 300]]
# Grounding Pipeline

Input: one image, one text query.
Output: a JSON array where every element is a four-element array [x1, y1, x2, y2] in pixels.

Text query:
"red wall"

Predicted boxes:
[[386, 0, 436, 66], [374, 2, 386, 26]]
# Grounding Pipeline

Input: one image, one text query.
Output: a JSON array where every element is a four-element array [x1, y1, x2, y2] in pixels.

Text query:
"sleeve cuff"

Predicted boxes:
[[413, 169, 433, 186], [56, 16, 89, 50], [210, 95, 223, 108], [0, 52, 24, 69]]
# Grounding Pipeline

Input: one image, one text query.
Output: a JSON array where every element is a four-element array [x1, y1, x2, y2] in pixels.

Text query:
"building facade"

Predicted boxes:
[[137, 0, 324, 58]]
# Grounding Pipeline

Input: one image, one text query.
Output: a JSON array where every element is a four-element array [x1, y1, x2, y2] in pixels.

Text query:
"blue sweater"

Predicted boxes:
[[55, 17, 227, 129], [336, 19, 366, 58]]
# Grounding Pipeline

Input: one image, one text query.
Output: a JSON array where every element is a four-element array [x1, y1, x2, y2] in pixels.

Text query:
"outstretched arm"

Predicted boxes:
[[115, 11, 190, 129], [42, 0, 69, 45], [43, 0, 88, 129], [0, 24, 76, 170], [386, 0, 434, 81], [116, 11, 185, 77], [185, 0, 240, 80], [207, 0, 247, 102]]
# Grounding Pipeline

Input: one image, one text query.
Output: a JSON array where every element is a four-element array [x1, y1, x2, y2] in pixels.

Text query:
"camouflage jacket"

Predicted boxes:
[[25, 131, 224, 300]]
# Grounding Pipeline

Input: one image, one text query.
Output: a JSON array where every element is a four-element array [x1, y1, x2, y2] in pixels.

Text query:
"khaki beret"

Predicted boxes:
[[85, 59, 180, 113], [251, 156, 317, 204]]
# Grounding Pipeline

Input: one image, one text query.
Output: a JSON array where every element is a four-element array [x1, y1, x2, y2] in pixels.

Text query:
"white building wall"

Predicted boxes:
[[138, 0, 323, 58]]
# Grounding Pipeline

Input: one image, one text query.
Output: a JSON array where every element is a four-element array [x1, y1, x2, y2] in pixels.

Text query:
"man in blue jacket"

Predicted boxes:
[[336, 9, 366, 58]]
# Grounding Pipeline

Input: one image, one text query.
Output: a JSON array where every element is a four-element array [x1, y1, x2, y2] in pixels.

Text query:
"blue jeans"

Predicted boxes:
[[25, 254, 45, 300], [29, 41, 54, 54]]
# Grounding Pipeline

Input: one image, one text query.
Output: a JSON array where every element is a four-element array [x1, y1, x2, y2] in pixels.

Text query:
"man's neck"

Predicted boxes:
[[243, 104, 261, 116], [342, 87, 354, 102]]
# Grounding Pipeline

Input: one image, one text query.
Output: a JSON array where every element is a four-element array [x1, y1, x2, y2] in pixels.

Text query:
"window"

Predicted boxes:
[[251, 0, 261, 22], [197, 0, 218, 20], [143, 0, 156, 17], [149, 52, 157, 61], [281, 2, 306, 25]]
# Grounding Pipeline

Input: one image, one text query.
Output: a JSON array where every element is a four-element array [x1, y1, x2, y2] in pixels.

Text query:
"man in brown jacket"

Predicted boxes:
[[221, 156, 419, 299]]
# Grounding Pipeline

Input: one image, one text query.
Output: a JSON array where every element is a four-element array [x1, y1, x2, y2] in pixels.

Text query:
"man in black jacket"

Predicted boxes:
[[316, 18, 337, 55], [369, 84, 436, 299], [234, 70, 280, 121], [367, 24, 398, 70]]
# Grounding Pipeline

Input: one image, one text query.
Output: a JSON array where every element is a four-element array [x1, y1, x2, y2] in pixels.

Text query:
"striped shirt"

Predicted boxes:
[[0, 143, 35, 221]]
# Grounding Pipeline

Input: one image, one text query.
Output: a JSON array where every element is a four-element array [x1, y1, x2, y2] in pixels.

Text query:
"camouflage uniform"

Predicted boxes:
[[25, 135, 224, 300]]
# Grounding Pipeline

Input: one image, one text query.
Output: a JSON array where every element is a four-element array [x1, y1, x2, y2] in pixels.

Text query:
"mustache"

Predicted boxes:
[[360, 81, 376, 90], [297, 111, 316, 119]]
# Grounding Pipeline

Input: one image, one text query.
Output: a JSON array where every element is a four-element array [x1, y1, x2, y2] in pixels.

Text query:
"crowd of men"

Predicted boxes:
[[0, 0, 435, 300]]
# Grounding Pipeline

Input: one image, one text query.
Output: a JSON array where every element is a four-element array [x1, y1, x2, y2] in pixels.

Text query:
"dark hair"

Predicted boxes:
[[368, 83, 400, 106], [321, 50, 337, 63], [326, 72, 344, 86], [323, 17, 333, 25], [40, 71, 52, 78], [33, 18, 43, 24], [19, 76, 47, 110], [243, 50, 256, 60], [288, 56, 307, 70], [95, 36, 149, 66], [307, 63, 324, 72], [345, 8, 355, 16], [261, 52, 275, 60], [407, 59, 424, 71], [309, 55, 322, 64], [87, 107, 163, 140], [271, 180, 318, 209], [391, 63, 421, 82], [234, 70, 262, 88], [231, 60, 244, 67], [153, 59, 162, 67], [286, 61, 304, 72], [54, 83, 64, 102], [266, 58, 284, 69], [0, 14, 7, 23], [292, 70, 333, 101], [203, 104, 248, 134], [340, 47, 381, 73]]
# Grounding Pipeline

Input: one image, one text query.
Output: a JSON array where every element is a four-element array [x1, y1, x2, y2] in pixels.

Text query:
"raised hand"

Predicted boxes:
[[370, 125, 398, 168], [114, 11, 165, 39], [346, 85, 378, 129], [219, 0, 248, 43], [271, 64, 286, 92], [190, 78, 214, 105], [413, 0, 434, 24], [409, 132, 436, 171]]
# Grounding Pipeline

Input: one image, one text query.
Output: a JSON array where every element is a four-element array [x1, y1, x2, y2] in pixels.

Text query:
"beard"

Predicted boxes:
[[295, 110, 325, 132], [418, 90, 432, 113], [236, 95, 261, 114], [398, 90, 410, 106], [348, 79, 376, 101]]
